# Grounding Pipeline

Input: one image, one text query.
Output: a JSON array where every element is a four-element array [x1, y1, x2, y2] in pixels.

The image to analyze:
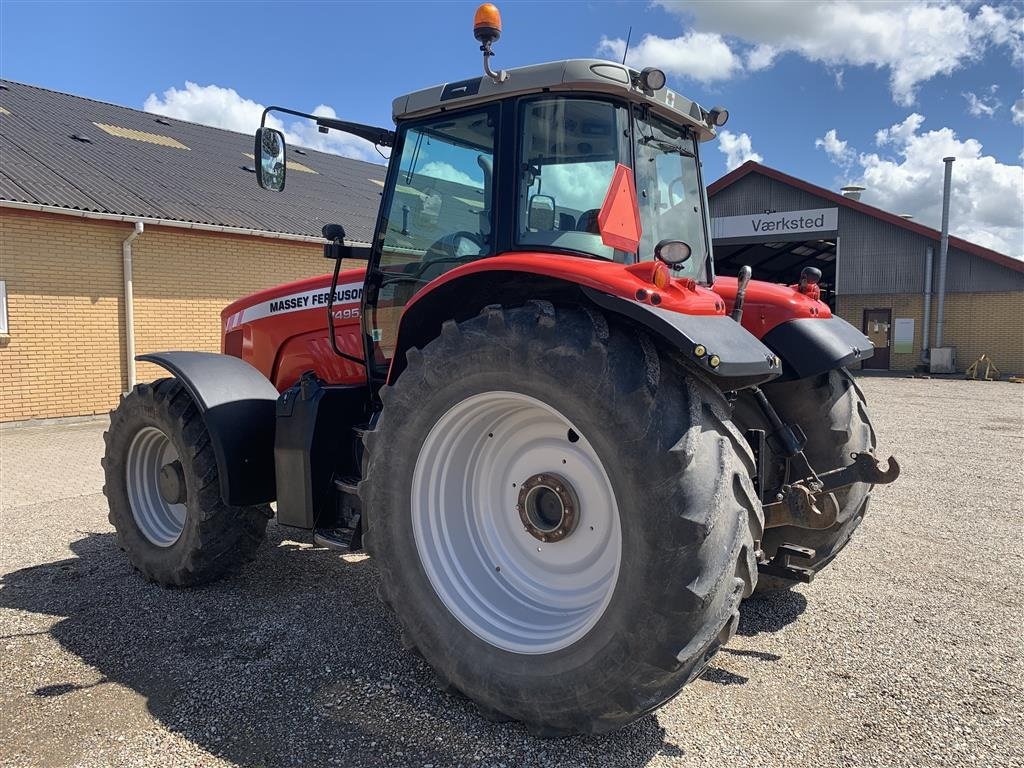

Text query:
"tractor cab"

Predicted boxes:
[[253, 8, 732, 382], [364, 58, 726, 369]]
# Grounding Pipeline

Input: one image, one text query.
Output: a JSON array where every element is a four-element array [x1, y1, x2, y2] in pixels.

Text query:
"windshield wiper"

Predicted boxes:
[[638, 135, 695, 157]]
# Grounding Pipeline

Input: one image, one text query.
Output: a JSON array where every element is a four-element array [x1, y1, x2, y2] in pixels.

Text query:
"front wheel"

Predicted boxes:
[[102, 378, 271, 586], [733, 367, 876, 590], [360, 303, 763, 735]]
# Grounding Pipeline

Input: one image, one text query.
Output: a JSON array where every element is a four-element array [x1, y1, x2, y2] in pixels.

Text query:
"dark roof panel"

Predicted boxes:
[[0, 79, 385, 242]]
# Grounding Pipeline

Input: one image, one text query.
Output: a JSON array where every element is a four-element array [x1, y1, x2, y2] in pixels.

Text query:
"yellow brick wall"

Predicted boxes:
[[0, 210, 329, 422], [837, 291, 1024, 376]]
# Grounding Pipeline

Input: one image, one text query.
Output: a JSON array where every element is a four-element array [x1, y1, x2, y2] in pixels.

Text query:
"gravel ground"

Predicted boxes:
[[1, 376, 1021, 768]]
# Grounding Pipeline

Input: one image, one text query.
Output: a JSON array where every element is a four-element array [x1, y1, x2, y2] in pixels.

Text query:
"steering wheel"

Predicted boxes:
[[423, 231, 484, 263]]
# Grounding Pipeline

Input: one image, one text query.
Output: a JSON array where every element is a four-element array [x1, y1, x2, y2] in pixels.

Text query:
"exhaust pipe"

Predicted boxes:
[[934, 157, 954, 348]]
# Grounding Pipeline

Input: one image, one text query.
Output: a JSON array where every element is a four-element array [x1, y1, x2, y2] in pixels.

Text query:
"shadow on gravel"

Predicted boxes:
[[698, 591, 803, 687], [737, 589, 808, 636], [0, 529, 683, 768]]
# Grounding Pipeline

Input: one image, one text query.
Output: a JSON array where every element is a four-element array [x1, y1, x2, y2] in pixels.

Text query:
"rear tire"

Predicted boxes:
[[102, 378, 271, 586], [733, 368, 876, 590], [360, 303, 763, 734]]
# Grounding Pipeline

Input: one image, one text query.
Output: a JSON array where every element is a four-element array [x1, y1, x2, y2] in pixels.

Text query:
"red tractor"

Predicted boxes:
[[103, 5, 898, 735]]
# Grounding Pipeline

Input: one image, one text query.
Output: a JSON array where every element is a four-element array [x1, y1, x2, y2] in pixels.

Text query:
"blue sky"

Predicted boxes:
[[2, 0, 1022, 255]]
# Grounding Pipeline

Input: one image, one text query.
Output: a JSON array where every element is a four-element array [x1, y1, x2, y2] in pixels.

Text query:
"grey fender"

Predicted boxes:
[[137, 351, 279, 506], [581, 288, 781, 390], [760, 316, 874, 381]]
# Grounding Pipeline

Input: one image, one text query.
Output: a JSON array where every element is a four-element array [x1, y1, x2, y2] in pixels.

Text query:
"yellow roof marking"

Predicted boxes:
[[243, 152, 317, 174], [93, 122, 190, 150]]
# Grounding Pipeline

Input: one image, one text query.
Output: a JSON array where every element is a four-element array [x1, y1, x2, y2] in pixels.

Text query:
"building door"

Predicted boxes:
[[862, 308, 891, 370]]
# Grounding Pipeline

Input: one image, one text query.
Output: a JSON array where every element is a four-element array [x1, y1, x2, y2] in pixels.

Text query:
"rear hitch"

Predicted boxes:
[[748, 384, 900, 531], [764, 452, 900, 529]]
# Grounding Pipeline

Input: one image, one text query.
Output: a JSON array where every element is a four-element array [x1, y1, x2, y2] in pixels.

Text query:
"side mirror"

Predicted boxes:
[[255, 127, 287, 191], [527, 194, 556, 231]]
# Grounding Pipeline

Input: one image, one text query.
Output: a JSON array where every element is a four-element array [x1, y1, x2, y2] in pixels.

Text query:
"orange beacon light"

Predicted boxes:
[[473, 3, 502, 44]]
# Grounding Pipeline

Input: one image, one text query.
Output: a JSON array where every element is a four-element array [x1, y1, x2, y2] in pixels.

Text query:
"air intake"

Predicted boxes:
[[840, 185, 865, 201]]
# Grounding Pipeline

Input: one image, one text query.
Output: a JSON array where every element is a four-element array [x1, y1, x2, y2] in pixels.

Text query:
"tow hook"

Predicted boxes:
[[764, 452, 900, 530]]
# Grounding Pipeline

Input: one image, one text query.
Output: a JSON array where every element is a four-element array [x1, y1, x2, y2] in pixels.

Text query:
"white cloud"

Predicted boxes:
[[418, 161, 481, 188], [745, 44, 777, 72], [815, 129, 856, 167], [819, 114, 1024, 257], [963, 90, 1000, 118], [1012, 94, 1024, 125], [144, 82, 385, 163], [543, 162, 617, 212], [717, 130, 762, 171], [144, 82, 277, 134], [614, 1, 1024, 105], [598, 31, 742, 83]]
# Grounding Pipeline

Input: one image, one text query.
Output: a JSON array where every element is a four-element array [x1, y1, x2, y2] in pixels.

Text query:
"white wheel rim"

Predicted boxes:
[[411, 391, 622, 654], [126, 426, 186, 547]]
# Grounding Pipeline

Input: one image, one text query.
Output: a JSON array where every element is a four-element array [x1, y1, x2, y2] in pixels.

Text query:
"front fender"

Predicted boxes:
[[137, 351, 279, 506], [761, 317, 874, 380]]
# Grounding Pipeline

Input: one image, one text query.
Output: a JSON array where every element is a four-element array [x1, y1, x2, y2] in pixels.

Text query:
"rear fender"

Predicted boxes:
[[390, 261, 780, 390], [137, 352, 279, 506]]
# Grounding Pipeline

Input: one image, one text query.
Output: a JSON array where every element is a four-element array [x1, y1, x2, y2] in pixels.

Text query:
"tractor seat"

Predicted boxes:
[[576, 209, 600, 234]]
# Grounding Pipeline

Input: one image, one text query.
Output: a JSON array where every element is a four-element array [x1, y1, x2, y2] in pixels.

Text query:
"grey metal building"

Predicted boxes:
[[708, 161, 1024, 375]]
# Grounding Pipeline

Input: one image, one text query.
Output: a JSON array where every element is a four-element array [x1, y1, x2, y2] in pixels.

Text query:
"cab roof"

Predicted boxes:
[[392, 59, 717, 141]]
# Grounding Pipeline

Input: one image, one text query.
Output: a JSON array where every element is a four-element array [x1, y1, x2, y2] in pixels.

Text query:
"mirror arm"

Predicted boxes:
[[260, 106, 395, 147]]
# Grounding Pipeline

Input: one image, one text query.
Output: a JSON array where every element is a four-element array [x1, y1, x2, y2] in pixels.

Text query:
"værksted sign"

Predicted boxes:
[[712, 207, 838, 240]]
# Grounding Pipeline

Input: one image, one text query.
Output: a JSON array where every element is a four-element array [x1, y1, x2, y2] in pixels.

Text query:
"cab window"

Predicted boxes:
[[516, 98, 631, 261], [633, 109, 709, 281]]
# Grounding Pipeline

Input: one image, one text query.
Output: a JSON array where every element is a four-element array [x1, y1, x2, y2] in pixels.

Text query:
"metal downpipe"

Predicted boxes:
[[122, 221, 144, 391], [921, 245, 933, 362]]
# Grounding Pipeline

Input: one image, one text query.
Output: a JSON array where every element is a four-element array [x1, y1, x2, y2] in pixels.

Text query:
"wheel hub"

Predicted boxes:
[[158, 460, 187, 506], [517, 472, 578, 542]]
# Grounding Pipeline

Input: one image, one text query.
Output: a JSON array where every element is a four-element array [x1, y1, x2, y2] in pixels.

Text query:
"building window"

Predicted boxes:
[[0, 280, 8, 335]]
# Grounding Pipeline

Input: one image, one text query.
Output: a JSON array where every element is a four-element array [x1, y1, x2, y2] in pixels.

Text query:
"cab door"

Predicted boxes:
[[862, 308, 891, 370], [363, 106, 499, 383]]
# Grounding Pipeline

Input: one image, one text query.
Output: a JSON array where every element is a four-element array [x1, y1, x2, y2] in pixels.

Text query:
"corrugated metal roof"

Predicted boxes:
[[0, 79, 385, 243]]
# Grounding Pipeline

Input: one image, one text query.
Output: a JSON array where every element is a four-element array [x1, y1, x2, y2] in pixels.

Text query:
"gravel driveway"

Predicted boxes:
[[1, 377, 1021, 768]]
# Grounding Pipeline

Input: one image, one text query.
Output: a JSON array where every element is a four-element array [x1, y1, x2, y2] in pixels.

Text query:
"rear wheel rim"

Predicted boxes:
[[126, 426, 186, 547], [411, 391, 621, 654]]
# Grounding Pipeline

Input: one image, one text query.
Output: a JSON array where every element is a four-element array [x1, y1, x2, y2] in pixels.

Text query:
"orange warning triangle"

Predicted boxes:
[[597, 163, 642, 253]]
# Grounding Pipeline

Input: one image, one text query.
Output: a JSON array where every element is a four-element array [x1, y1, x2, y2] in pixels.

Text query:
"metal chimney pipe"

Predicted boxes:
[[921, 245, 933, 360], [934, 156, 954, 348]]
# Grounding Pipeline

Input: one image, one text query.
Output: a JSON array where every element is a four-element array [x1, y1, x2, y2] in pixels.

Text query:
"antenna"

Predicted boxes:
[[622, 26, 632, 65]]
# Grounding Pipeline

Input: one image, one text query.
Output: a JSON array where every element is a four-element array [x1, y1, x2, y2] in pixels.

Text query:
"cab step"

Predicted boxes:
[[313, 526, 359, 552]]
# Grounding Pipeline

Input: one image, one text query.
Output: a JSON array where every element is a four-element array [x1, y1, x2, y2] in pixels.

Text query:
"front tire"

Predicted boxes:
[[103, 378, 271, 586], [733, 368, 876, 589], [361, 303, 763, 734]]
